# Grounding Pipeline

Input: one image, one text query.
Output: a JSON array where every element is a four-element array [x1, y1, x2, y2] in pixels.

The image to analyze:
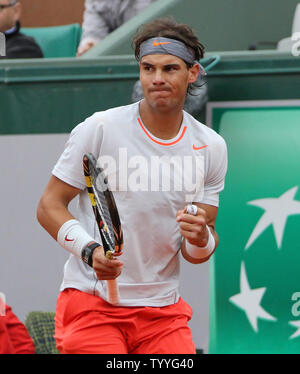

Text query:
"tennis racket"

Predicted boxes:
[[83, 153, 123, 305]]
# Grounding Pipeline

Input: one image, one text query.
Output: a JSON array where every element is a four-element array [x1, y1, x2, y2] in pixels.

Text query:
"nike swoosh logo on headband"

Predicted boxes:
[[153, 40, 172, 47]]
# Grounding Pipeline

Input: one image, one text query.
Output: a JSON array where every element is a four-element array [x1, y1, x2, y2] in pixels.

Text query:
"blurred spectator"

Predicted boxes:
[[0, 304, 35, 354], [77, 0, 156, 56], [0, 0, 43, 59]]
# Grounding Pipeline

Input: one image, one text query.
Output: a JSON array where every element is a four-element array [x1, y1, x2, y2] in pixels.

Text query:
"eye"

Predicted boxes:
[[143, 65, 153, 72], [165, 65, 178, 72]]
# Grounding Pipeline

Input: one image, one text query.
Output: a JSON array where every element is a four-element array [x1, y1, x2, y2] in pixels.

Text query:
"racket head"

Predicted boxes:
[[83, 153, 123, 254]]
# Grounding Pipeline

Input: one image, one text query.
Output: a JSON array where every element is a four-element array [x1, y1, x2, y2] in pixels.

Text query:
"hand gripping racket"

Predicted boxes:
[[83, 153, 123, 305]]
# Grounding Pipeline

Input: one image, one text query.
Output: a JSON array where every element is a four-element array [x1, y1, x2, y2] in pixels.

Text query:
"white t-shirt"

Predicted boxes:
[[52, 101, 227, 307]]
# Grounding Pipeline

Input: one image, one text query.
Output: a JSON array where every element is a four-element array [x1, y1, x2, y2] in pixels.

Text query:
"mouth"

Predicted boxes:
[[150, 88, 170, 92], [149, 89, 171, 97]]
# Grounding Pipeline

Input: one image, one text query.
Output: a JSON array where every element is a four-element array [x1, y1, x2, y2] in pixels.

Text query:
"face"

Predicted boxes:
[[0, 0, 21, 32], [139, 54, 199, 113]]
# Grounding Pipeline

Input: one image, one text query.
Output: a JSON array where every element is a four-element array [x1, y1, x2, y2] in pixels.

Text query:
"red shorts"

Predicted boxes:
[[55, 288, 196, 354]]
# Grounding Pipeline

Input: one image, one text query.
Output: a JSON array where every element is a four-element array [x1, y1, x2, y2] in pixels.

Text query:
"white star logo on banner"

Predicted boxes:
[[245, 186, 300, 250], [289, 320, 300, 339], [229, 262, 277, 332]]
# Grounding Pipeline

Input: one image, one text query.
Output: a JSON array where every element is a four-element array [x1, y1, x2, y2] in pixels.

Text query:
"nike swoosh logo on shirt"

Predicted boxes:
[[193, 144, 208, 150]]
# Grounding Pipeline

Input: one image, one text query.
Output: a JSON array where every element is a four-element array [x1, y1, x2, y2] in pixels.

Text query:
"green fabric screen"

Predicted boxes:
[[209, 105, 300, 353]]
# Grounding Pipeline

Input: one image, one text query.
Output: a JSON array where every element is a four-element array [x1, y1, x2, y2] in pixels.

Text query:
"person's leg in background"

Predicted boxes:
[[0, 304, 35, 354]]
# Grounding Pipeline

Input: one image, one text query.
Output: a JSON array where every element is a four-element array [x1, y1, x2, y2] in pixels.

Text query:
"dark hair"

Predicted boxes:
[[132, 17, 205, 64], [132, 17, 206, 95]]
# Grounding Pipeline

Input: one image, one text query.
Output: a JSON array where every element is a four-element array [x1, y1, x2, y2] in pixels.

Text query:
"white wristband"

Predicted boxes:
[[57, 219, 95, 258], [185, 225, 215, 259]]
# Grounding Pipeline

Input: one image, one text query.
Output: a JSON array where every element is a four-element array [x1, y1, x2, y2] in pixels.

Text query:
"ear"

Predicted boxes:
[[13, 2, 22, 22], [188, 63, 200, 84]]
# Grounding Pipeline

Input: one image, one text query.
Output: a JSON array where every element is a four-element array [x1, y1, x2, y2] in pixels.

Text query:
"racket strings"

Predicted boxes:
[[83, 154, 124, 254], [91, 169, 123, 253], [83, 153, 121, 305], [90, 175, 115, 250]]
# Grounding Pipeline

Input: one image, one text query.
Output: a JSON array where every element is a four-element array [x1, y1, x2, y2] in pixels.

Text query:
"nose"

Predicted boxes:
[[152, 69, 165, 86]]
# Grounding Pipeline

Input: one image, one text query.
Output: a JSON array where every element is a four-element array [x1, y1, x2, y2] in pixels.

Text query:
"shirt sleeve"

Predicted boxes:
[[195, 135, 228, 207], [52, 129, 87, 190], [52, 112, 104, 190], [79, 0, 110, 47]]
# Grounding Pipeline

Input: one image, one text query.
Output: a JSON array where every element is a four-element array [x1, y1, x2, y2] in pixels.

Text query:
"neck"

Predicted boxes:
[[139, 99, 184, 140]]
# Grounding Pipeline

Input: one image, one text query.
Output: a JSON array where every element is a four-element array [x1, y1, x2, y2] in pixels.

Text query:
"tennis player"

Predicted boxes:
[[37, 17, 227, 354]]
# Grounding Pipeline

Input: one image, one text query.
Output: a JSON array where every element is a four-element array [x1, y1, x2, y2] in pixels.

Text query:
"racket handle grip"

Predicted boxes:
[[107, 279, 120, 305]]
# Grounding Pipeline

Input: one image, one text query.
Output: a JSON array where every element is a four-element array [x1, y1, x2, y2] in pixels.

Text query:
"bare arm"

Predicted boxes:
[[37, 175, 81, 241], [37, 175, 123, 279], [177, 203, 219, 264]]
